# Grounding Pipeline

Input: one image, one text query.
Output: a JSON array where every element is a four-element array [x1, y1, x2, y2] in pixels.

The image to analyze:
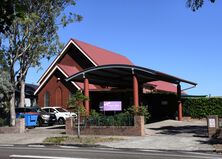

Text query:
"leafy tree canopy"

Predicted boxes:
[[0, 0, 82, 126], [0, 70, 13, 105], [0, 0, 26, 33], [68, 90, 88, 114], [1, 0, 82, 85], [187, 0, 216, 11]]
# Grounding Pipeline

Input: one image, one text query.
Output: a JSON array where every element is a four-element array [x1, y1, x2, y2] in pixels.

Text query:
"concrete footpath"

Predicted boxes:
[[0, 119, 216, 152], [100, 119, 215, 152]]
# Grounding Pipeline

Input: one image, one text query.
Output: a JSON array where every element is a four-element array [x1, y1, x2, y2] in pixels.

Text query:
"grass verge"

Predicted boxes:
[[43, 136, 123, 145]]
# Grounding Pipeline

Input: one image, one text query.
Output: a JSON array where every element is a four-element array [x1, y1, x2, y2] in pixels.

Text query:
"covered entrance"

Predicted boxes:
[[66, 64, 197, 121]]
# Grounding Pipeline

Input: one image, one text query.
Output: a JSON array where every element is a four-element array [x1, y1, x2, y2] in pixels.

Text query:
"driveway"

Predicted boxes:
[[100, 119, 215, 151]]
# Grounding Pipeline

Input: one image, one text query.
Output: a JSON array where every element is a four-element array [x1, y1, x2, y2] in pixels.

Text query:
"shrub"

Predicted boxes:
[[183, 97, 222, 118], [127, 105, 151, 122], [88, 111, 134, 126]]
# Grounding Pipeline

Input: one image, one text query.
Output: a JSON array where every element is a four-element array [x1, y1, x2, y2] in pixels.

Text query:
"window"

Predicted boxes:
[[55, 108, 67, 112], [49, 108, 56, 113], [44, 91, 50, 107], [42, 108, 49, 112]]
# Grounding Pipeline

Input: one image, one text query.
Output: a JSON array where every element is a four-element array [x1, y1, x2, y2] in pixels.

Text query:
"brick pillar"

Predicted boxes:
[[66, 117, 75, 135], [133, 75, 139, 110], [84, 78, 89, 116], [177, 83, 182, 121], [207, 115, 219, 138], [16, 118, 25, 133], [134, 116, 145, 136]]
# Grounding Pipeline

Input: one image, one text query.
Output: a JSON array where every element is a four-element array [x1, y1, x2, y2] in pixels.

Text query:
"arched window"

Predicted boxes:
[[55, 87, 62, 106], [44, 91, 50, 107]]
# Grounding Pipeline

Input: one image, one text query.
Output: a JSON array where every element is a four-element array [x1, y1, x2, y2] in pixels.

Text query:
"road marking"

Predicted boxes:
[[59, 145, 79, 149], [28, 145, 45, 148], [140, 149, 162, 153], [5, 146, 221, 159], [10, 155, 88, 159], [0, 144, 14, 147], [183, 151, 218, 156]]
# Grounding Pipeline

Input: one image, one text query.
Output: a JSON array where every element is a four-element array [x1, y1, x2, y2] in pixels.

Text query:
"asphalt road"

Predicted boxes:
[[0, 145, 221, 159]]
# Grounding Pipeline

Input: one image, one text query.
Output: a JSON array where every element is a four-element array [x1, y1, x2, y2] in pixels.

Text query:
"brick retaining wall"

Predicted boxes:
[[66, 116, 145, 136]]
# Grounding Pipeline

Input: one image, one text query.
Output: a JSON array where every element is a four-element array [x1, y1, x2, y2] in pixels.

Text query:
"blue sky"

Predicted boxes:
[[27, 0, 222, 96]]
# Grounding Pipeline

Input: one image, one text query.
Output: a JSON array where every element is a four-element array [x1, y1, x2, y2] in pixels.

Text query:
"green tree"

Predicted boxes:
[[0, 0, 26, 33], [0, 0, 82, 126], [187, 0, 215, 11], [0, 70, 13, 110], [127, 105, 151, 123], [68, 90, 88, 138]]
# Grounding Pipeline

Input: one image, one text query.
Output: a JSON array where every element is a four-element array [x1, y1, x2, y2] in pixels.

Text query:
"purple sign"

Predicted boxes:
[[99, 101, 122, 111]]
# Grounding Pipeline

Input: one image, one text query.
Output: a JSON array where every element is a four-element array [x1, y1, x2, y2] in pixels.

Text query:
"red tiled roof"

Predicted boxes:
[[37, 38, 179, 93], [58, 64, 97, 90], [57, 64, 79, 76], [72, 39, 133, 65], [148, 81, 177, 93]]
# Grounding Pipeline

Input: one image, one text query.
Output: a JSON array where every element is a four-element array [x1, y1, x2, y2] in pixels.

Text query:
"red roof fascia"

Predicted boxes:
[[37, 39, 74, 84]]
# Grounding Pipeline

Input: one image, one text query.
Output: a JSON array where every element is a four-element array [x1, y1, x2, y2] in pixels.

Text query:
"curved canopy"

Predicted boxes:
[[66, 64, 197, 88]]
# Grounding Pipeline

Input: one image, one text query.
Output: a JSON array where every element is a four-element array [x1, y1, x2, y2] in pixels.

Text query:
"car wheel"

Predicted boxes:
[[58, 118, 65, 125], [37, 119, 42, 127]]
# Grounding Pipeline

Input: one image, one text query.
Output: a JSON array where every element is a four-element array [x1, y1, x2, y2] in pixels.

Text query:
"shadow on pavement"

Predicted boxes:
[[198, 138, 222, 145], [148, 125, 208, 137]]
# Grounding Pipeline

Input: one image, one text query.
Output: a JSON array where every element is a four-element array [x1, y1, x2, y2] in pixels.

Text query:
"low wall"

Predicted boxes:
[[66, 116, 145, 136], [0, 118, 25, 134]]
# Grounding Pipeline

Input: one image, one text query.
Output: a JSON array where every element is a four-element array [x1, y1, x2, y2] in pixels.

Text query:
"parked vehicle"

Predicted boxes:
[[15, 107, 57, 126], [42, 107, 77, 124], [31, 107, 57, 126]]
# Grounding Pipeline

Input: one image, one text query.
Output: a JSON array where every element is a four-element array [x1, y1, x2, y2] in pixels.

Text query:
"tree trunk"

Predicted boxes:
[[19, 79, 25, 108], [10, 92, 16, 126]]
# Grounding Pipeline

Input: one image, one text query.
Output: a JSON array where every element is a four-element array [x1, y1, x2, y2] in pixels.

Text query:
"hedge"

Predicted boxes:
[[183, 97, 222, 118]]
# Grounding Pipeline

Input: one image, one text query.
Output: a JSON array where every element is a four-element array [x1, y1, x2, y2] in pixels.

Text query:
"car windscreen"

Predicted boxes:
[[40, 109, 48, 113], [55, 108, 68, 112]]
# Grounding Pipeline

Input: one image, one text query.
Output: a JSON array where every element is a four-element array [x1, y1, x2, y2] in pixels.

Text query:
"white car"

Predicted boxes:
[[42, 107, 77, 124]]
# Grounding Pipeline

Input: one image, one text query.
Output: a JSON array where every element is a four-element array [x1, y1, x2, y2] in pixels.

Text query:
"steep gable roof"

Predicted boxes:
[[72, 39, 133, 65], [37, 39, 133, 84], [35, 38, 179, 94]]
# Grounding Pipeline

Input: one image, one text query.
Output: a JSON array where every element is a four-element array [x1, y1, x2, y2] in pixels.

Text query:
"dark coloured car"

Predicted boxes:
[[15, 107, 57, 126]]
